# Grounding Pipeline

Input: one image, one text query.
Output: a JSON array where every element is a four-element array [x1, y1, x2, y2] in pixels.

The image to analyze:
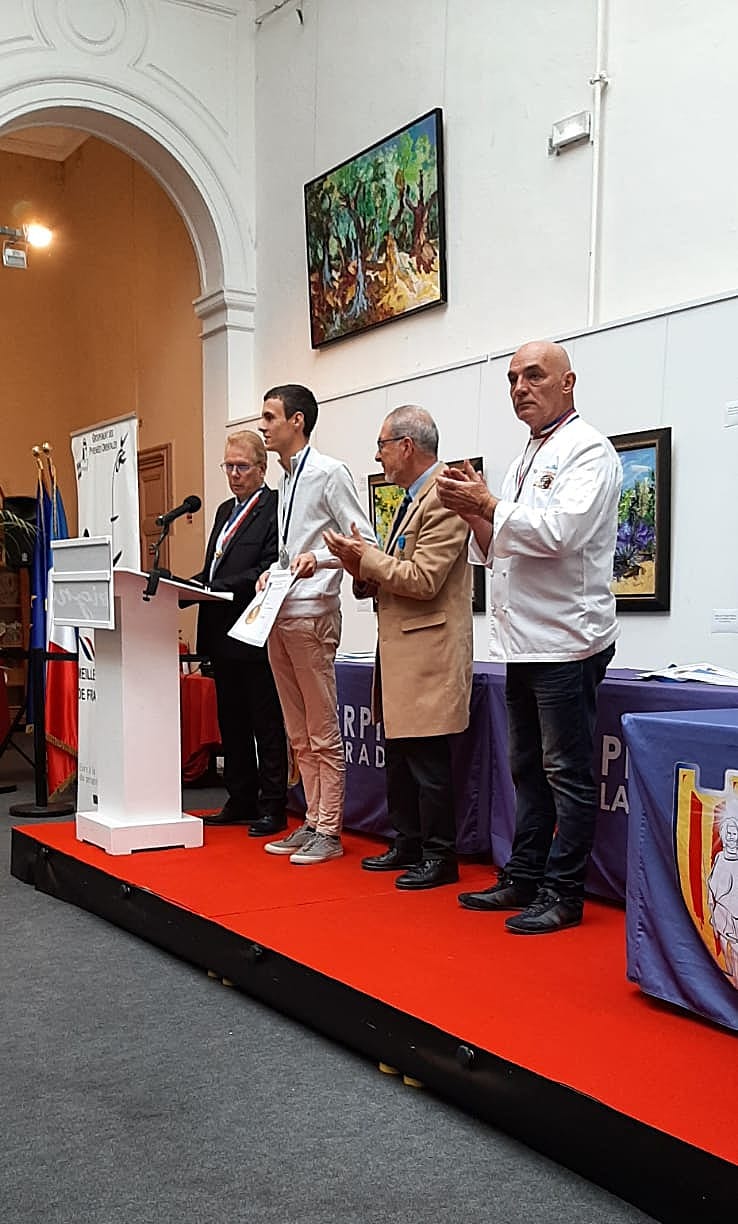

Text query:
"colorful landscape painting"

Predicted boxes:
[[304, 109, 446, 346], [368, 477, 405, 549], [610, 428, 671, 612], [613, 445, 657, 596]]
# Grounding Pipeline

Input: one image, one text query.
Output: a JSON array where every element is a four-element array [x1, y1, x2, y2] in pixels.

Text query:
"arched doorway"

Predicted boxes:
[[0, 89, 255, 518]]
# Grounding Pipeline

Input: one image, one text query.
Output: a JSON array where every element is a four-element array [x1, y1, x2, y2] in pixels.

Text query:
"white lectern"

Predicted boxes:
[[50, 540, 231, 855]]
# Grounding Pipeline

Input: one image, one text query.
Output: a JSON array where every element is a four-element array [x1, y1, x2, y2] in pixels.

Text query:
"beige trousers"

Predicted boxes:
[[267, 608, 345, 836]]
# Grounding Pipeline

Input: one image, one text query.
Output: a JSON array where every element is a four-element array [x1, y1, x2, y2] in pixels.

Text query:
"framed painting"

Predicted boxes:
[[367, 457, 486, 614], [367, 475, 405, 550], [610, 427, 671, 613], [304, 108, 447, 347]]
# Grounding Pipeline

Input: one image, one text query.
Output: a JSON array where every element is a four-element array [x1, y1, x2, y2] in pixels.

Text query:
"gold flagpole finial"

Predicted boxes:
[[32, 444, 52, 495], [43, 444, 58, 522]]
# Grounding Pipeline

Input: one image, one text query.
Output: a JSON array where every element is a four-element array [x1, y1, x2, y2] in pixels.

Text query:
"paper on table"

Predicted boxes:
[[637, 663, 738, 686], [227, 568, 296, 648]]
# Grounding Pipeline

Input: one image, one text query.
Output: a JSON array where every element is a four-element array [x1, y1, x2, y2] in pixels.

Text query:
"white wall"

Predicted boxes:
[[254, 0, 596, 396], [600, 0, 738, 320], [307, 294, 738, 670], [253, 0, 738, 670], [254, 0, 738, 396]]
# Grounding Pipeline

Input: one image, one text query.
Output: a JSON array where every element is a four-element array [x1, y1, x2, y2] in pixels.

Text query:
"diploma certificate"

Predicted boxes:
[[227, 568, 296, 648]]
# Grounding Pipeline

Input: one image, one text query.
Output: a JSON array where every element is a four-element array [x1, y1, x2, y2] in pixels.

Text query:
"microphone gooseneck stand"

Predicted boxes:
[[143, 523, 172, 601], [144, 495, 202, 600]]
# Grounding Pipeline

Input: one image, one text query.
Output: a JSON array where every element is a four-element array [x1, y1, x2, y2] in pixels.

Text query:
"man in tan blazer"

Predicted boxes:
[[325, 406, 473, 890]]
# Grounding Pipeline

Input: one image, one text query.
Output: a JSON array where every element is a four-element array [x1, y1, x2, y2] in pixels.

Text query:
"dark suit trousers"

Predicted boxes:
[[213, 657, 288, 821], [385, 735, 456, 861]]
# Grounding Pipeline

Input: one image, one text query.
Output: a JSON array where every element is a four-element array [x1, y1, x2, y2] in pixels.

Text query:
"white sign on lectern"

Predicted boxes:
[[50, 536, 115, 630], [50, 542, 232, 856]]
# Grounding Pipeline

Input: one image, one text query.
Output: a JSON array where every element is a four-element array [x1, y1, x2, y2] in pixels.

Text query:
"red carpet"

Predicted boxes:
[[18, 817, 738, 1168]]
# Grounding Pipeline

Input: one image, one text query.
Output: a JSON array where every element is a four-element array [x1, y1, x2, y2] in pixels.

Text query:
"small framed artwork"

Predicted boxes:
[[304, 108, 447, 347], [610, 427, 671, 613], [367, 457, 486, 614], [367, 474, 405, 550]]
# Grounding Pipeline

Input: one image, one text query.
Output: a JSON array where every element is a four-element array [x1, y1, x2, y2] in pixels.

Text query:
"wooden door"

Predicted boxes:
[[138, 444, 172, 572]]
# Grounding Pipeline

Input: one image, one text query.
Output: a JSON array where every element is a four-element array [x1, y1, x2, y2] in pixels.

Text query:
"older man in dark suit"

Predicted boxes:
[[195, 429, 288, 836]]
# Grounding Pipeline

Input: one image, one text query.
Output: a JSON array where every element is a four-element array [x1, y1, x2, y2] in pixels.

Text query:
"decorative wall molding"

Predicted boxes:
[[31, 0, 149, 61], [138, 62, 231, 144], [55, 0, 131, 55], [1, 0, 50, 56], [195, 287, 256, 338], [134, 0, 241, 154], [163, 0, 240, 15]]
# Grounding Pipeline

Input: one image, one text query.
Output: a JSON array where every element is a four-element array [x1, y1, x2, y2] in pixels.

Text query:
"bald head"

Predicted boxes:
[[507, 339, 576, 436], [514, 340, 572, 376]]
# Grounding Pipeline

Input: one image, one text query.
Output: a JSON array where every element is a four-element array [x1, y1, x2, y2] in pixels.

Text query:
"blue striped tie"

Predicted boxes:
[[225, 500, 242, 527]]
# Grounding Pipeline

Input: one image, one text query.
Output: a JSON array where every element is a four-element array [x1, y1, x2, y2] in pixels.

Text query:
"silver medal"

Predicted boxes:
[[279, 546, 290, 569]]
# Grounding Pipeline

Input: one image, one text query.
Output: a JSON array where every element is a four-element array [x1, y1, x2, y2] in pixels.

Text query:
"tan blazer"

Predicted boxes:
[[359, 467, 473, 740]]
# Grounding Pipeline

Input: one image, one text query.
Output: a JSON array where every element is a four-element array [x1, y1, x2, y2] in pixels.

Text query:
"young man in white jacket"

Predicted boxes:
[[257, 384, 376, 864], [437, 340, 621, 933]]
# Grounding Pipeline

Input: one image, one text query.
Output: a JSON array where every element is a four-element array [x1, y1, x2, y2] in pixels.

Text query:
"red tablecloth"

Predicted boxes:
[[180, 673, 221, 783]]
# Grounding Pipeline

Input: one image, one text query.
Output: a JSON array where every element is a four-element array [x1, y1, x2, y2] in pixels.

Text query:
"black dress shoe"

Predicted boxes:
[[202, 804, 255, 826], [362, 846, 421, 872], [458, 870, 537, 912], [395, 859, 459, 890], [248, 816, 288, 837], [505, 888, 583, 935]]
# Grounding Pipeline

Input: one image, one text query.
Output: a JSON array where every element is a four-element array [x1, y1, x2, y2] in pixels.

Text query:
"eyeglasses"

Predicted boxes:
[[220, 462, 256, 475], [376, 435, 409, 451]]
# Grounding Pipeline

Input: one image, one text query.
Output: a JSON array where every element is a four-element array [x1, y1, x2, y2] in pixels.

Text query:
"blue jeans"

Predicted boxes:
[[504, 644, 615, 899]]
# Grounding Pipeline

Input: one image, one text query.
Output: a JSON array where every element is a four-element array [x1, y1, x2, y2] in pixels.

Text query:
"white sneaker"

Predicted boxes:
[[289, 832, 344, 865], [264, 821, 315, 856]]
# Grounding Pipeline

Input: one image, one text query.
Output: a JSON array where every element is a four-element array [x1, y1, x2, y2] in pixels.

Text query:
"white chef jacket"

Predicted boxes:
[[470, 416, 621, 662]]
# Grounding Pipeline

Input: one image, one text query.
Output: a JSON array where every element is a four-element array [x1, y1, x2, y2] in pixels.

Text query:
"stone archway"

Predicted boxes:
[[0, 0, 258, 511], [0, 97, 254, 516]]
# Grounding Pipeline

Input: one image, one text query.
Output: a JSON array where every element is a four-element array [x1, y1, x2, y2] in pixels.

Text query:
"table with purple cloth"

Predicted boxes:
[[324, 661, 738, 900], [622, 706, 738, 1029], [486, 666, 738, 902], [325, 659, 494, 854]]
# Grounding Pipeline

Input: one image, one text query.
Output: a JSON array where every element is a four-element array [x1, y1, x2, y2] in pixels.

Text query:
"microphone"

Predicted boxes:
[[156, 495, 202, 528]]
